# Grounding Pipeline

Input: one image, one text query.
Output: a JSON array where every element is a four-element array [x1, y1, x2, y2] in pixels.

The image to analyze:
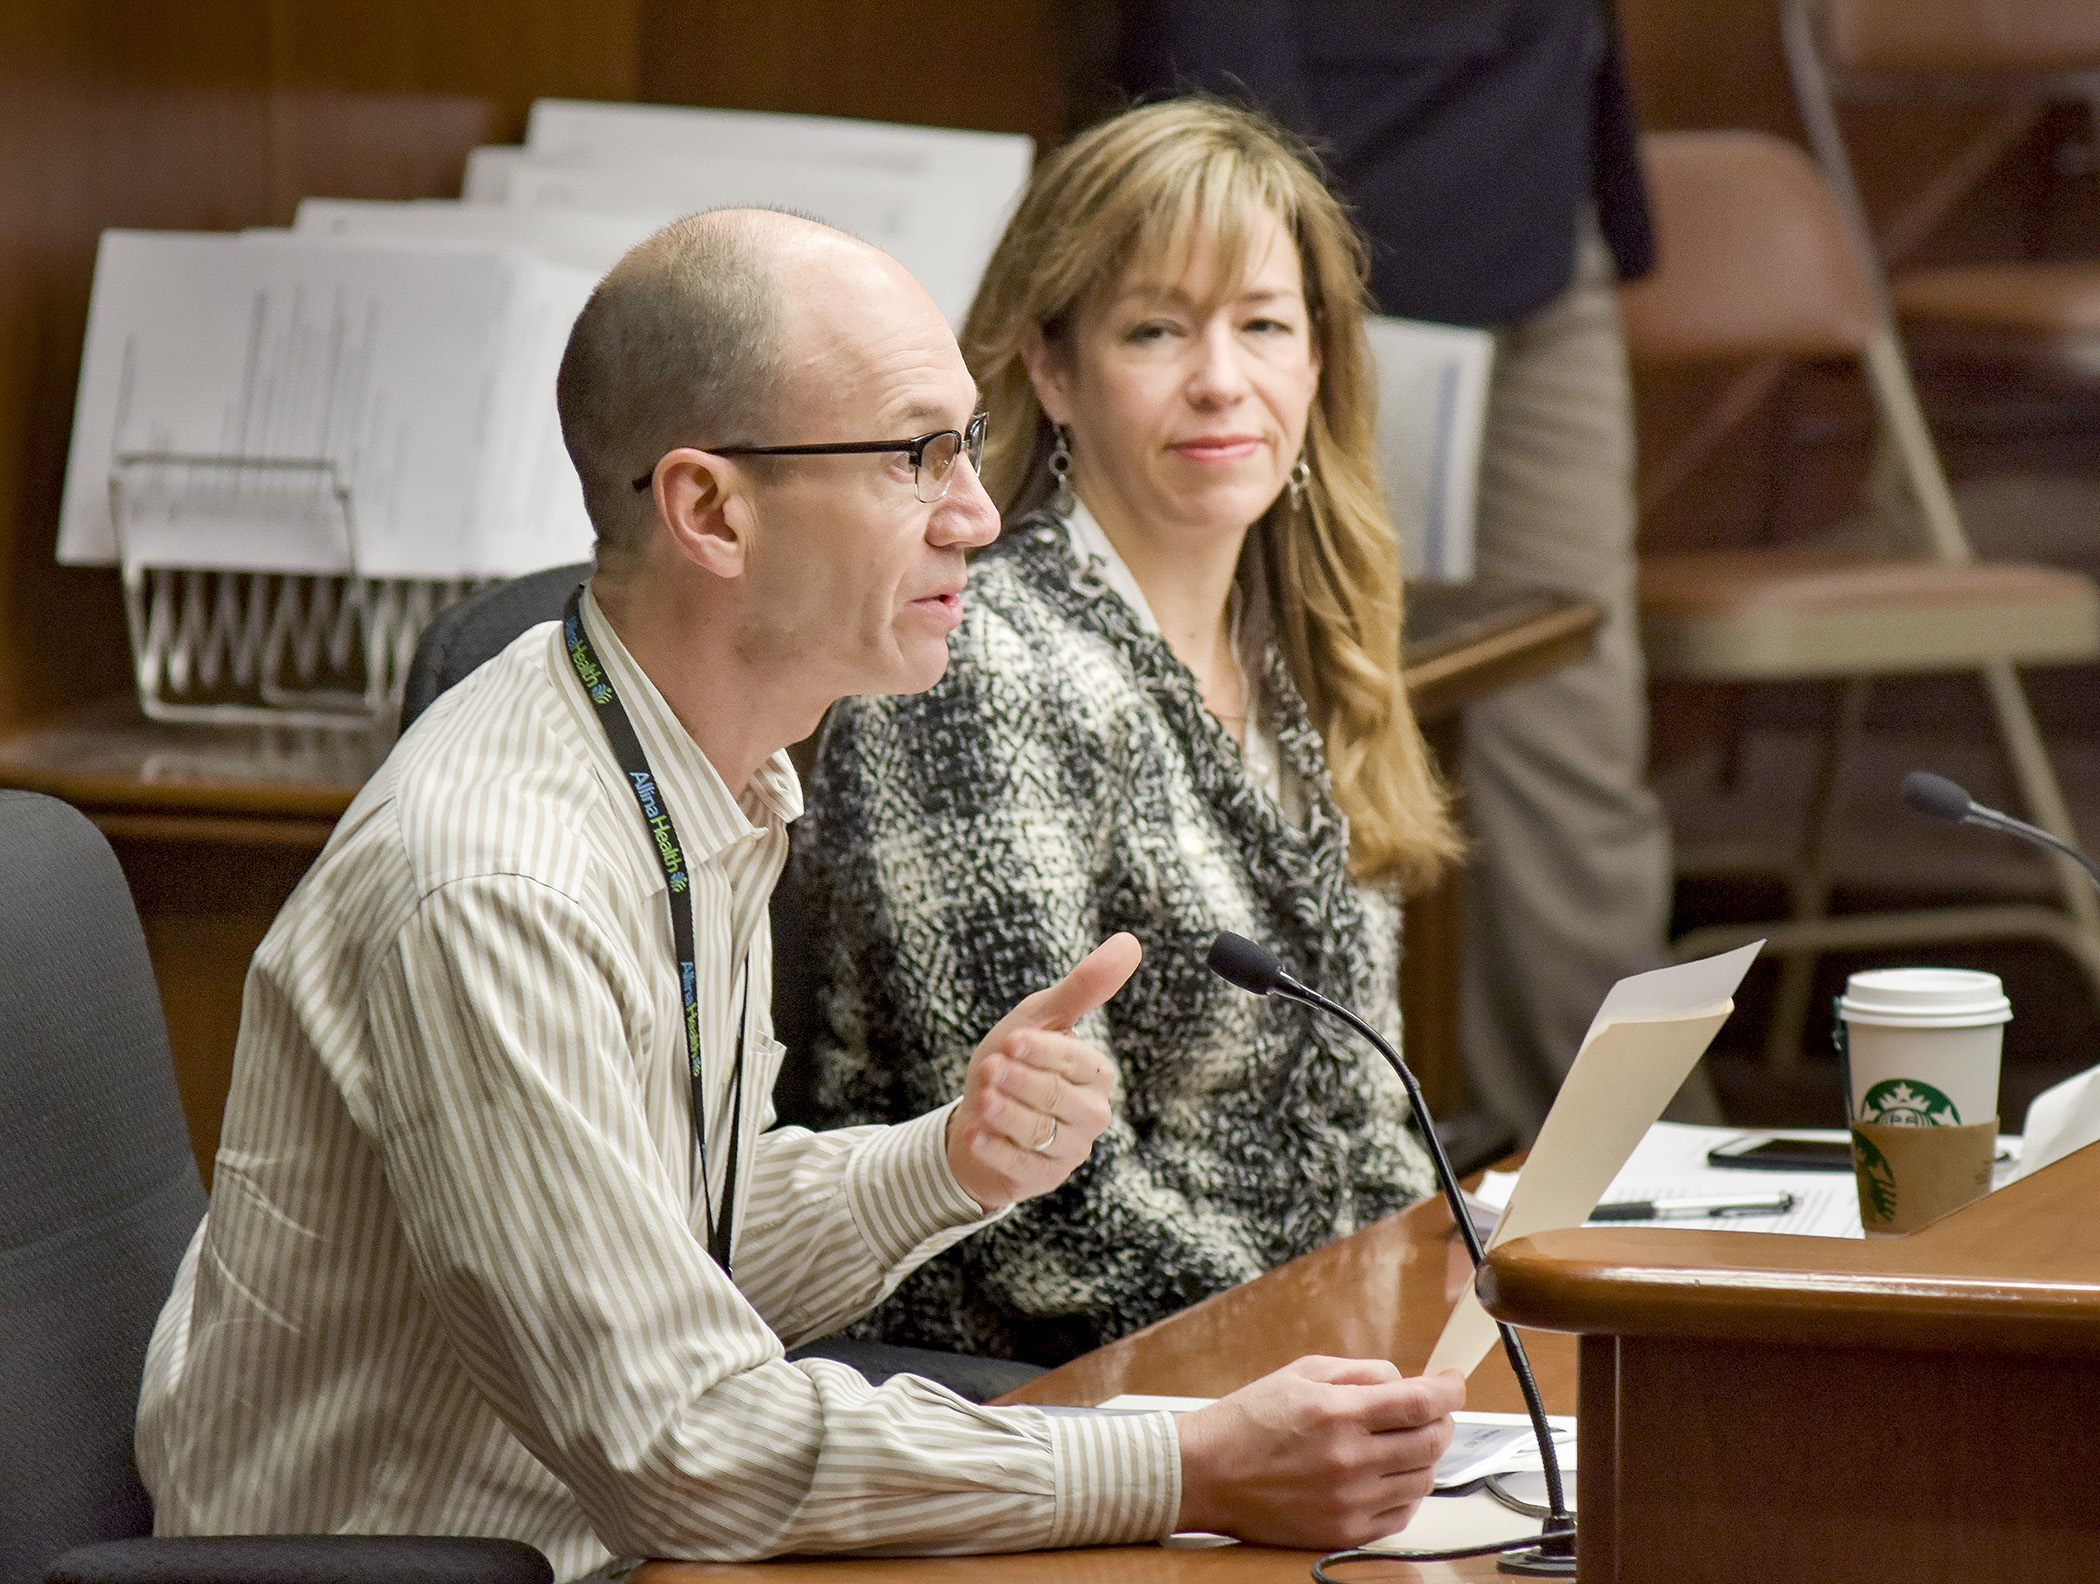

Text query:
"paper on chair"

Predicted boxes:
[[1425, 942, 1763, 1376], [1363, 315, 1492, 581]]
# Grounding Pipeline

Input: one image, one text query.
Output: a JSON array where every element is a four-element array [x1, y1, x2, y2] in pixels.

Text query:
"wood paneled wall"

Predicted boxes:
[[636, 0, 1066, 148], [6, 0, 2082, 735], [0, 3, 639, 732], [0, 0, 1067, 740]]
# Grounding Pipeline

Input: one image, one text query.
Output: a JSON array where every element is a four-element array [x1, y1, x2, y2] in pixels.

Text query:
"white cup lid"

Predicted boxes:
[[1838, 967, 2010, 1028]]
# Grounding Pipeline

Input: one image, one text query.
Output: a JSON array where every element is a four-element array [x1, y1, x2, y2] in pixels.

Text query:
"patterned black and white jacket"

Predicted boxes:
[[781, 517, 1436, 1366]]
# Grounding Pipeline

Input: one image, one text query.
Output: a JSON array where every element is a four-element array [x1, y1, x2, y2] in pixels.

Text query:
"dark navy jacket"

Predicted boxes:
[[1116, 0, 1654, 327]]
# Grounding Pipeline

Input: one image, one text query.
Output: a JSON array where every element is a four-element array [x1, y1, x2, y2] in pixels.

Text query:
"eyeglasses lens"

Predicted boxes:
[[915, 432, 961, 504]]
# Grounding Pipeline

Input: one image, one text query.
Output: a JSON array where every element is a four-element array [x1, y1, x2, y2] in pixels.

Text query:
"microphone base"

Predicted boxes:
[[1497, 1538, 1578, 1577]]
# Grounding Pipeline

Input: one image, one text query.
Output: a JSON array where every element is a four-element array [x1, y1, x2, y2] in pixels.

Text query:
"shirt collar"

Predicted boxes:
[[1062, 497, 1162, 636], [577, 584, 803, 863], [1062, 495, 1264, 673]]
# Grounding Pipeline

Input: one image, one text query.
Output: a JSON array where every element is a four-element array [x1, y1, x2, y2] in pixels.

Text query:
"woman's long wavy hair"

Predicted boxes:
[[962, 97, 1460, 892]]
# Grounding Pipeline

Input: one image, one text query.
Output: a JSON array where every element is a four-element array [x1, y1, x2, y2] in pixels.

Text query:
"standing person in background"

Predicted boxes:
[[1118, 0, 1722, 1136]]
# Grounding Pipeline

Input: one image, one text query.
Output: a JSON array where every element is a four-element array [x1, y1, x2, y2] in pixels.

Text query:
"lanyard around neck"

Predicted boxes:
[[563, 587, 744, 1275]]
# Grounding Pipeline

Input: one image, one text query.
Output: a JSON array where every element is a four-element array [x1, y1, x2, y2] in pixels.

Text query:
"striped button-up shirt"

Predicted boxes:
[[137, 588, 1180, 1578]]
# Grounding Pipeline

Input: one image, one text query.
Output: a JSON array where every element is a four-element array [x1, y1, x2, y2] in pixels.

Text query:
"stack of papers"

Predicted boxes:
[[61, 96, 1504, 591], [472, 99, 1037, 328], [60, 232, 596, 580], [60, 98, 1040, 583], [292, 198, 658, 278]]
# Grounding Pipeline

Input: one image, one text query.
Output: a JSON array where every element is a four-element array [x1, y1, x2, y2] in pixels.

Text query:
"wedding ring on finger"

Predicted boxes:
[[1031, 1116, 1059, 1155]]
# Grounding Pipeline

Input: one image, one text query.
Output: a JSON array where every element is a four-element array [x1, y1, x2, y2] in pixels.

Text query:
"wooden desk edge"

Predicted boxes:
[[1405, 598, 1600, 720], [1481, 1142, 2100, 1357], [0, 755, 360, 819]]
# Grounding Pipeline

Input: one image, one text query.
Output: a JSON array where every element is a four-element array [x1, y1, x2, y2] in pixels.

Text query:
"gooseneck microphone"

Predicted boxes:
[[1206, 933, 1576, 1579], [1900, 771, 2100, 896]]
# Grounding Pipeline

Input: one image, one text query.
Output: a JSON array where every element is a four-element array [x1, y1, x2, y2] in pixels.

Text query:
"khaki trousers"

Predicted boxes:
[[1459, 220, 1721, 1136]]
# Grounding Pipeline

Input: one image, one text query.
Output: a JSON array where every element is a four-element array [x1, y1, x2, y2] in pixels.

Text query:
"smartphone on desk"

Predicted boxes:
[[1707, 1134, 1856, 1172]]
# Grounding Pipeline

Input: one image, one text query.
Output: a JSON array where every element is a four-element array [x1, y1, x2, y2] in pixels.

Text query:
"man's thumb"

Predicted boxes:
[[1012, 932, 1142, 1032]]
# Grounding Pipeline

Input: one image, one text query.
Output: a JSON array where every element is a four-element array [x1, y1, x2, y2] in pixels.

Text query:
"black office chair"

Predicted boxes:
[[0, 791, 551, 1584], [399, 563, 594, 733]]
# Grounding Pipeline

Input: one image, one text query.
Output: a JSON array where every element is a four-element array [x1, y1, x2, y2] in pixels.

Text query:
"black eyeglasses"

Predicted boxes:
[[631, 411, 988, 504]]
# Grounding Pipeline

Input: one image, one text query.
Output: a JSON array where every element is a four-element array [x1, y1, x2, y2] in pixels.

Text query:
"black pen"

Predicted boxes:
[[1590, 1192, 1797, 1222]]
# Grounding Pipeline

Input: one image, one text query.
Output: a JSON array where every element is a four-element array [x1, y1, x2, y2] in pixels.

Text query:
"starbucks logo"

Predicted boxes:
[[1859, 1078, 1962, 1127], [1850, 1127, 1897, 1223]]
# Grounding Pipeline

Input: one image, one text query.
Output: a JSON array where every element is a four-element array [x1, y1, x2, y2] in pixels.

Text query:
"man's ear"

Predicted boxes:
[[650, 448, 752, 578], [1018, 322, 1076, 428]]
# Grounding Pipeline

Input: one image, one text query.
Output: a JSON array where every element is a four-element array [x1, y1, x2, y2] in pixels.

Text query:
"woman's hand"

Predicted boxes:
[[944, 932, 1141, 1211]]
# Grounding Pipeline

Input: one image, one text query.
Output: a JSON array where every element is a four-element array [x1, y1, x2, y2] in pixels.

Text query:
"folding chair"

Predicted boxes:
[[1625, 129, 2100, 1067], [1784, 0, 2100, 386]]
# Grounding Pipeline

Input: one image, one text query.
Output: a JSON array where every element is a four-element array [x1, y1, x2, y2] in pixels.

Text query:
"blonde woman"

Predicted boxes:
[[781, 98, 1461, 1365]]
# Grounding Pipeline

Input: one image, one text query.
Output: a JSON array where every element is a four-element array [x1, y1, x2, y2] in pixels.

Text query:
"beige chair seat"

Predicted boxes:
[[1893, 262, 2100, 336], [1640, 548, 2100, 679]]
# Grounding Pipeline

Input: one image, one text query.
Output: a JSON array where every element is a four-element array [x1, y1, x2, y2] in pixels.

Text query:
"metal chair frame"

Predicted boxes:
[[1632, 129, 2100, 1067]]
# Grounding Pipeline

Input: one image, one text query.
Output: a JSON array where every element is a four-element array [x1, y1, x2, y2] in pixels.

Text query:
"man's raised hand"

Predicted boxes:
[[945, 932, 1141, 1212]]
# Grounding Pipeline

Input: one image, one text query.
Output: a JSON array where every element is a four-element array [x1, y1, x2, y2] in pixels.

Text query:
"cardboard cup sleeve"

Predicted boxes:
[[1849, 1118, 1997, 1235]]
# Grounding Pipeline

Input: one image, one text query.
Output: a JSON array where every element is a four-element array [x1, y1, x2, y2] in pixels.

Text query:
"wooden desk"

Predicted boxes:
[[0, 583, 1598, 1179], [1481, 1141, 2100, 1583], [637, 1185, 1577, 1584]]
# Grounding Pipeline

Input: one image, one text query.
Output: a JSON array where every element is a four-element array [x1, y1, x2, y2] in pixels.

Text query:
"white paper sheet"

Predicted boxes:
[[1477, 1123, 1867, 1239], [479, 253, 598, 577], [1157, 1490, 1552, 1556], [1364, 315, 1492, 581], [1365, 1489, 1554, 1554], [486, 152, 917, 243], [468, 147, 995, 325], [1486, 1120, 2026, 1232], [1426, 943, 1763, 1376]]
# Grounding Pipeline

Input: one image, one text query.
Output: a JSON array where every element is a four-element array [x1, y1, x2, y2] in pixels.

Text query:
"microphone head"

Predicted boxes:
[[1902, 771, 1975, 824], [1207, 932, 1286, 997]]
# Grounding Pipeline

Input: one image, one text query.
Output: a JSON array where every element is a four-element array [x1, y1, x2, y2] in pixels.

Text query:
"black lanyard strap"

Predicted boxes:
[[564, 587, 743, 1274]]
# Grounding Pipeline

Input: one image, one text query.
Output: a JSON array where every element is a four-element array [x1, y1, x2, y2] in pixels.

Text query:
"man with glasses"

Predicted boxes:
[[138, 209, 1461, 1575]]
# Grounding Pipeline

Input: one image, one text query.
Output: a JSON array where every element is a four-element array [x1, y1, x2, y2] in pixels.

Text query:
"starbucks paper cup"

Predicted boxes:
[[1838, 968, 2007, 1234], [1838, 967, 2008, 1129]]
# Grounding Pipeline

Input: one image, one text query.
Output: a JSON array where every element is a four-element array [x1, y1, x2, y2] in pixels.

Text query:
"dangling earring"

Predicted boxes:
[[1286, 452, 1312, 511], [1048, 424, 1076, 518]]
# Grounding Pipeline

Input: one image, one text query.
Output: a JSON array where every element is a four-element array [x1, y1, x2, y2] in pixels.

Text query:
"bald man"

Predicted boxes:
[[136, 212, 1461, 1575]]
